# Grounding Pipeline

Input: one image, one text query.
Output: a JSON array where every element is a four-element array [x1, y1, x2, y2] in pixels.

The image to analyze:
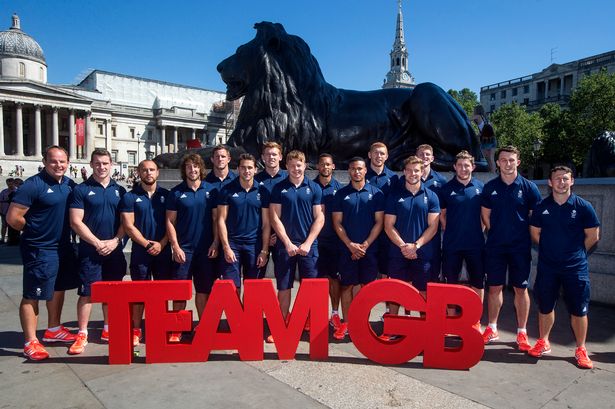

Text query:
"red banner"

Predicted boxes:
[[75, 118, 85, 147], [186, 138, 201, 149]]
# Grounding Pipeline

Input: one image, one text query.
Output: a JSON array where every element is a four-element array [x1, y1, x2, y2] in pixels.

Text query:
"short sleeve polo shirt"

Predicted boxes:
[[439, 177, 485, 252], [385, 184, 440, 259], [70, 177, 126, 245], [481, 175, 541, 249], [530, 193, 600, 271], [218, 178, 263, 245], [422, 169, 448, 194], [255, 169, 288, 208], [332, 183, 384, 250], [166, 180, 218, 253], [270, 176, 322, 246], [119, 184, 169, 242], [205, 170, 237, 191], [366, 166, 398, 197], [314, 176, 342, 243], [12, 170, 75, 249]]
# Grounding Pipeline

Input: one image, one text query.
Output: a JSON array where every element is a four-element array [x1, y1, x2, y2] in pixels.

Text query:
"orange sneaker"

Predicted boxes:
[[333, 323, 348, 340], [100, 328, 109, 342], [168, 332, 181, 343], [472, 322, 481, 332], [379, 334, 400, 341], [330, 314, 342, 331], [517, 332, 531, 351], [42, 326, 77, 343], [265, 334, 275, 344], [575, 346, 593, 369], [482, 326, 499, 344], [24, 339, 49, 361], [132, 328, 142, 347], [68, 332, 88, 355], [528, 338, 551, 357]]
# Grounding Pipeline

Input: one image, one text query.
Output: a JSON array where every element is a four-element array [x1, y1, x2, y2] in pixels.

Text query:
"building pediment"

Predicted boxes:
[[0, 79, 93, 107]]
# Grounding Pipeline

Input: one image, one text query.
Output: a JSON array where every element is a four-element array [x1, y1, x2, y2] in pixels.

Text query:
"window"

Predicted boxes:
[[97, 124, 104, 135], [523, 85, 530, 94], [39, 67, 44, 81], [145, 151, 154, 160], [500, 90, 506, 99], [490, 104, 496, 112], [130, 128, 135, 139], [523, 98, 529, 105], [112, 126, 117, 137], [111, 150, 118, 162], [512, 88, 518, 96], [19, 62, 25, 78], [396, 57, 400, 66], [128, 151, 137, 165]]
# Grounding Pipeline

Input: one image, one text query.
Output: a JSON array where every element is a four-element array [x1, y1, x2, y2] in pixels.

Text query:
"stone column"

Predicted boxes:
[[160, 126, 166, 154], [52, 107, 59, 146], [68, 110, 76, 160], [105, 120, 112, 150], [0, 102, 4, 156], [85, 112, 94, 159], [15, 103, 23, 157], [173, 127, 178, 153], [34, 105, 42, 157]]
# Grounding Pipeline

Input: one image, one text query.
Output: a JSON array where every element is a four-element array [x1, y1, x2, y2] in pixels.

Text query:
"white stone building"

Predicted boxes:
[[382, 0, 415, 89], [0, 14, 232, 176]]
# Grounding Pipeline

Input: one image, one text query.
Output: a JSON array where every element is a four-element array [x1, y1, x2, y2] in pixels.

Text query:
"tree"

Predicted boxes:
[[490, 103, 544, 170], [538, 103, 573, 166], [566, 68, 615, 167], [447, 88, 479, 119]]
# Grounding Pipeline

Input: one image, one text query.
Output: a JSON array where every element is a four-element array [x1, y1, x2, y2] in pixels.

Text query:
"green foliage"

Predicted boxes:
[[538, 103, 573, 165], [447, 88, 478, 119], [490, 103, 544, 168], [566, 68, 615, 166]]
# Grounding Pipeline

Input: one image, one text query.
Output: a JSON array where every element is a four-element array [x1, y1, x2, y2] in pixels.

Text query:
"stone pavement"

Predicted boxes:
[[1, 244, 614, 409]]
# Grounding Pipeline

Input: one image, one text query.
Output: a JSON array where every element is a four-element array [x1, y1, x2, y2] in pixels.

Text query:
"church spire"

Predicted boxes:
[[383, 0, 415, 89]]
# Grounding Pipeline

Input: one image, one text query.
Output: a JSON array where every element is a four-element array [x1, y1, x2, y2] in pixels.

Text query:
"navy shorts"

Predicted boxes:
[[220, 241, 266, 288], [78, 248, 127, 296], [534, 265, 590, 317], [172, 250, 219, 294], [375, 234, 390, 276], [130, 247, 173, 281], [388, 257, 431, 291], [274, 245, 318, 290], [317, 241, 340, 280], [484, 248, 531, 288], [442, 249, 485, 289], [339, 249, 378, 286], [21, 247, 59, 301], [428, 232, 442, 282]]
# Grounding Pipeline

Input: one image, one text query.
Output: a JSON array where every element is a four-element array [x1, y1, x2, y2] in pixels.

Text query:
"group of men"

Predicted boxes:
[[7, 140, 600, 370]]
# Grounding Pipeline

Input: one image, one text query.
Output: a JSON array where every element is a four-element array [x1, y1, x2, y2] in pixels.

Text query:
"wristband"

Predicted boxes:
[[260, 250, 268, 255], [414, 242, 421, 249], [145, 242, 154, 250]]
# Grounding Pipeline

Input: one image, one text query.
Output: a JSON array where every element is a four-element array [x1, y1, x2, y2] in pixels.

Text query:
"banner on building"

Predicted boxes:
[[76, 118, 85, 146], [186, 138, 201, 149]]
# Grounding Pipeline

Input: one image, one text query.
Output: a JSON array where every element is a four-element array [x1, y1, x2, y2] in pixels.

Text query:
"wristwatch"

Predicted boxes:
[[145, 242, 154, 250]]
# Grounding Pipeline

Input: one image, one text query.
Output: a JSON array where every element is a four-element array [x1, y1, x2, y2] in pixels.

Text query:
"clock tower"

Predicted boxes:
[[383, 0, 415, 89]]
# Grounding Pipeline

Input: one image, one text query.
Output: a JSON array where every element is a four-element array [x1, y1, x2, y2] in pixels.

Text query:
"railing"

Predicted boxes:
[[481, 75, 533, 91]]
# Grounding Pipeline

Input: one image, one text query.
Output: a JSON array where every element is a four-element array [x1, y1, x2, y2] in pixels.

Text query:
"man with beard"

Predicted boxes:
[[481, 145, 541, 351], [268, 150, 324, 342], [439, 151, 485, 330], [166, 154, 218, 341], [331, 157, 384, 340], [7, 146, 79, 360], [120, 160, 171, 346], [382, 156, 440, 340], [313, 153, 343, 330], [218, 153, 270, 293], [527, 166, 600, 369], [68, 149, 127, 355]]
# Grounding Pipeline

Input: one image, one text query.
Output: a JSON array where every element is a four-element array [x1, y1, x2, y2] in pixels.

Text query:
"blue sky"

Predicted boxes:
[[3, 0, 614, 96]]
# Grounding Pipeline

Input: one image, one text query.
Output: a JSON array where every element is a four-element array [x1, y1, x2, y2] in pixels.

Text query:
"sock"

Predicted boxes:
[[78, 330, 88, 336], [25, 340, 33, 347], [103, 324, 109, 332], [47, 325, 61, 332], [489, 323, 497, 331], [517, 328, 527, 334]]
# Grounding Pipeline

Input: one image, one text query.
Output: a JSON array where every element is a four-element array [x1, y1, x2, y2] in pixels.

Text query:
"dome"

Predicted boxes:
[[0, 14, 46, 65]]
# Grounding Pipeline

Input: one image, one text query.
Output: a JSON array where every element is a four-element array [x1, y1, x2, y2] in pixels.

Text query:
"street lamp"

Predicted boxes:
[[137, 131, 141, 165]]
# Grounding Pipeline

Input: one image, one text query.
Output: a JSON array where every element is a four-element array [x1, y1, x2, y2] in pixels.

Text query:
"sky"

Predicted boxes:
[[2, 0, 614, 96]]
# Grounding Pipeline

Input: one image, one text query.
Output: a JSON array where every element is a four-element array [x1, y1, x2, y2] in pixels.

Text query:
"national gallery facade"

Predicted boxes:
[[0, 14, 234, 175]]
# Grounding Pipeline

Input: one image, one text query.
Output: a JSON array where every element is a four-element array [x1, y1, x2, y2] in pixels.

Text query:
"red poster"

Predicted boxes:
[[76, 118, 85, 146]]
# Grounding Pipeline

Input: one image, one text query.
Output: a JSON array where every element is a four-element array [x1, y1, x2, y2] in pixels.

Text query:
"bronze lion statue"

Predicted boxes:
[[217, 22, 485, 170]]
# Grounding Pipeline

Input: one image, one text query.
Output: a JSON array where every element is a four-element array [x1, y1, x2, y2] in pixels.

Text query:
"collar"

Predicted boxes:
[[86, 176, 117, 188], [39, 170, 67, 186]]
